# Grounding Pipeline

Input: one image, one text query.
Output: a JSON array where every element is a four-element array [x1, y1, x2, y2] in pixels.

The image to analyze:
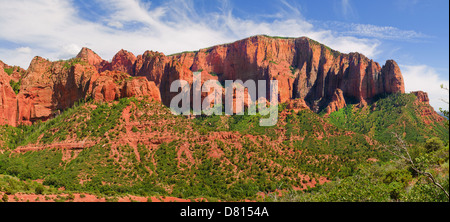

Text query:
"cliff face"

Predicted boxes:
[[0, 61, 18, 126], [130, 35, 405, 112], [0, 35, 407, 126], [0, 49, 160, 126]]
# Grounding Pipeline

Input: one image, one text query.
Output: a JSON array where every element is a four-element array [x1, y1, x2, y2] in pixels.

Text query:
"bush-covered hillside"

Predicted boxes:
[[0, 92, 448, 202], [327, 93, 448, 144]]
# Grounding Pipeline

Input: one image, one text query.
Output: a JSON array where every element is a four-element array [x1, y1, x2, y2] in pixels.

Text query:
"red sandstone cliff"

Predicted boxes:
[[0, 50, 160, 126], [131, 35, 405, 112], [0, 61, 19, 126], [0, 35, 409, 126]]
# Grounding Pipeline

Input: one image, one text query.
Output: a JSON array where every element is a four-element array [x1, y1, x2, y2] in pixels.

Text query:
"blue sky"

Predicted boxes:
[[0, 0, 448, 110]]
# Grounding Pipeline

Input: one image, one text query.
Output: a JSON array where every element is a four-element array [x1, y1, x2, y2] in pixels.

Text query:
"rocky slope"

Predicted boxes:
[[0, 91, 447, 202], [0, 35, 448, 202], [1, 35, 408, 126], [131, 35, 405, 112], [411, 90, 445, 125], [0, 50, 160, 126]]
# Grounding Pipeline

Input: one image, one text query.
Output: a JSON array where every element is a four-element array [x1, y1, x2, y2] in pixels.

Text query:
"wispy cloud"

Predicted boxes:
[[394, 0, 419, 12], [334, 0, 358, 20], [345, 23, 430, 41], [321, 21, 431, 41], [341, 0, 356, 18], [0, 0, 382, 68], [278, 0, 303, 18], [0, 0, 444, 112], [16, 47, 32, 54]]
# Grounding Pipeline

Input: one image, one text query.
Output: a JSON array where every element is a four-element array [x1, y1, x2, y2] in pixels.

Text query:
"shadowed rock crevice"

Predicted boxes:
[[0, 35, 406, 126]]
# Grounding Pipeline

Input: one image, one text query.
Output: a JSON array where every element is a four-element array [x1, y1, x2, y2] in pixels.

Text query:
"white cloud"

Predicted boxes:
[[16, 47, 32, 54], [401, 64, 449, 112], [107, 21, 124, 29], [0, 48, 35, 69], [60, 44, 82, 59], [0, 0, 384, 68], [0, 0, 445, 114]]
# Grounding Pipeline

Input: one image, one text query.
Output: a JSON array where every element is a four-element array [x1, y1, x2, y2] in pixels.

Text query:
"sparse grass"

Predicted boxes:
[[261, 35, 295, 40], [168, 51, 199, 57], [3, 67, 14, 75], [289, 66, 296, 75], [269, 60, 278, 65], [0, 92, 447, 202], [63, 58, 87, 70], [307, 38, 341, 57]]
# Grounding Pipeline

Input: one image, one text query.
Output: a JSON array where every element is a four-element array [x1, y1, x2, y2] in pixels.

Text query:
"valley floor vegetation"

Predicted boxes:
[[0, 93, 448, 202]]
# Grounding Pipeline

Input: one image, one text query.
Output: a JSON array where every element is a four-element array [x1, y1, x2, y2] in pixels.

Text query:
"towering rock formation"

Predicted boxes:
[[110, 49, 137, 75], [0, 51, 160, 126], [130, 35, 405, 112], [0, 61, 19, 126], [0, 35, 408, 126]]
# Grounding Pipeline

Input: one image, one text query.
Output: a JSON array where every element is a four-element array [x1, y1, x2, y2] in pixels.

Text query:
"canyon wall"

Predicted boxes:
[[0, 35, 407, 126]]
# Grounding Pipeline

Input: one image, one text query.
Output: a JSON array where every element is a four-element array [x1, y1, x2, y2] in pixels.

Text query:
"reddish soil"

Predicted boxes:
[[0, 192, 204, 202], [12, 141, 96, 154]]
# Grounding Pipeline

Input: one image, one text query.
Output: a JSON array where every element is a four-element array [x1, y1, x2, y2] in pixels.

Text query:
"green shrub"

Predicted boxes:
[[1, 193, 8, 202], [131, 126, 139, 133], [9, 79, 21, 94], [0, 92, 447, 202], [327, 93, 448, 144], [425, 137, 444, 153], [3, 67, 14, 75], [382, 169, 413, 187], [35, 184, 45, 195], [404, 176, 449, 202], [63, 58, 87, 70]]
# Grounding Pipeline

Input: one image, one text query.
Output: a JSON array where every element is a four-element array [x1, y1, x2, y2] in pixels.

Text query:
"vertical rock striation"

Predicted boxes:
[[0, 35, 408, 126]]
